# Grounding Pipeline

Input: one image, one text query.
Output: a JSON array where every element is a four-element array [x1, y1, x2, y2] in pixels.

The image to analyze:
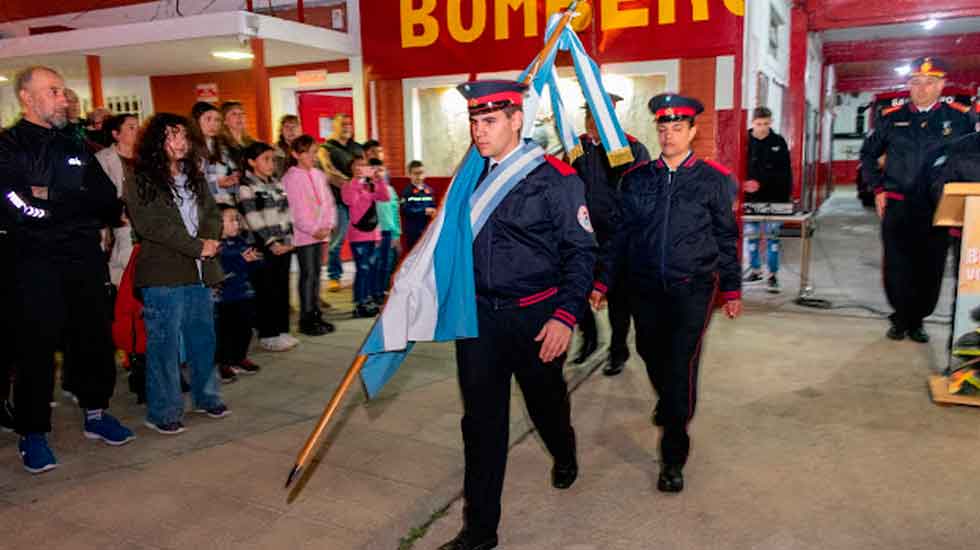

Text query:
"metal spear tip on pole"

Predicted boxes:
[[285, 465, 301, 489]]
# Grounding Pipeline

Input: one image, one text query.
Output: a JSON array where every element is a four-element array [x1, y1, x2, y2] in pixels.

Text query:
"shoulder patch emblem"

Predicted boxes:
[[703, 159, 733, 176], [623, 160, 650, 177], [545, 154, 577, 176], [577, 205, 594, 233]]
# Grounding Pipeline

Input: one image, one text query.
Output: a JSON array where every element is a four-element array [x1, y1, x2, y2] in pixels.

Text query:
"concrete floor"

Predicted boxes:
[[0, 190, 975, 549]]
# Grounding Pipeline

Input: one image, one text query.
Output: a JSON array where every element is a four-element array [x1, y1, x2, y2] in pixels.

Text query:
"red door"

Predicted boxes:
[[296, 89, 353, 142]]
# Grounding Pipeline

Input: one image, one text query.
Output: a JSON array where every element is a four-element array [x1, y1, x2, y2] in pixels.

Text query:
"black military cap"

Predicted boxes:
[[648, 93, 704, 123], [910, 57, 948, 79], [457, 80, 527, 115]]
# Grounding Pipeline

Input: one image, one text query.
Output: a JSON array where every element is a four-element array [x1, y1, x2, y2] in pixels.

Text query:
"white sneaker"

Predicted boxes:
[[279, 333, 300, 349], [260, 336, 292, 352]]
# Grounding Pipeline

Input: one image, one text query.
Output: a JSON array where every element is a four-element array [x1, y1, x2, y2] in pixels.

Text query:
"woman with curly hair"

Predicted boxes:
[[125, 113, 230, 435]]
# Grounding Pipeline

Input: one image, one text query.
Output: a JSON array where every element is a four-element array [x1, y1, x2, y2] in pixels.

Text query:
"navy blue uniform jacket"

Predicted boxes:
[[473, 155, 597, 329], [606, 153, 741, 301]]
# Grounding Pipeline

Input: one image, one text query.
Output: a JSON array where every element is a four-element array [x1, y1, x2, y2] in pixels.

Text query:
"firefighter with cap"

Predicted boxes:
[[570, 93, 651, 375], [438, 80, 596, 550], [596, 93, 741, 493], [860, 57, 976, 343]]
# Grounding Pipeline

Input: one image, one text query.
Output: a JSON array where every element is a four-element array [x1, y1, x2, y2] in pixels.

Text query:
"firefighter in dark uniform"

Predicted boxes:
[[597, 93, 741, 493], [570, 93, 651, 375], [0, 66, 133, 474], [860, 57, 975, 343], [438, 80, 596, 550]]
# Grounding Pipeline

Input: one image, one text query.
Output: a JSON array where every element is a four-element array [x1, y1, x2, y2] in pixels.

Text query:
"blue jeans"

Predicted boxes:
[[374, 231, 394, 301], [328, 205, 349, 281], [142, 284, 222, 425], [744, 221, 782, 273], [350, 241, 377, 306]]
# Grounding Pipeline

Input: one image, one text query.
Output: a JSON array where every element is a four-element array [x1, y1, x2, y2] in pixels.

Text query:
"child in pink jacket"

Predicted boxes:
[[283, 135, 336, 335], [342, 156, 391, 317]]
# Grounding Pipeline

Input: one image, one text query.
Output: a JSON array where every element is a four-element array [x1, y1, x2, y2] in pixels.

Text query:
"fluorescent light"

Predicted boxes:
[[922, 18, 939, 30], [0, 76, 8, 82], [894, 65, 911, 76], [212, 50, 254, 61]]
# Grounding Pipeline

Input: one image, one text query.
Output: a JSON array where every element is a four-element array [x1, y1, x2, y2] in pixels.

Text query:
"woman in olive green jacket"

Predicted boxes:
[[125, 113, 229, 435]]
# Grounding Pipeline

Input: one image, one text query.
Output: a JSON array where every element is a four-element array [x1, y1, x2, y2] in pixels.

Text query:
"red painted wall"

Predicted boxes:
[[807, 0, 980, 30], [831, 160, 860, 185]]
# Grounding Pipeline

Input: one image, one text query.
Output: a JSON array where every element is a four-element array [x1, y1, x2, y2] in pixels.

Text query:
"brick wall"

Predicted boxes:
[[679, 57, 718, 162], [372, 78, 406, 176]]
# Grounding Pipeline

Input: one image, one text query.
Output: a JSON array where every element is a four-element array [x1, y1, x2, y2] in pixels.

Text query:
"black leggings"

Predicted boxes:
[[296, 243, 323, 316], [252, 249, 292, 338]]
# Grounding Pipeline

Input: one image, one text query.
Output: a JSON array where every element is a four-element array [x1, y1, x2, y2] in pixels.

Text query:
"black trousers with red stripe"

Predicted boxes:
[[631, 274, 717, 467], [881, 199, 949, 331], [455, 298, 576, 539]]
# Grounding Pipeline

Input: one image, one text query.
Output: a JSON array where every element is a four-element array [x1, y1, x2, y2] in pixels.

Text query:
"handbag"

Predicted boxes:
[[353, 201, 379, 232]]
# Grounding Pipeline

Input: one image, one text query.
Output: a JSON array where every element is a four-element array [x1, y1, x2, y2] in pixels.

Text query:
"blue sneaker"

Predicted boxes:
[[18, 433, 58, 474], [193, 403, 231, 419], [83, 411, 136, 446]]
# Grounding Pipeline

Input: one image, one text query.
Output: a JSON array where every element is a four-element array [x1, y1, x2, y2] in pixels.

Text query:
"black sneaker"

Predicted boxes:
[[0, 400, 14, 432], [743, 270, 764, 284], [353, 304, 379, 318], [908, 327, 930, 343], [437, 531, 498, 550], [299, 317, 331, 336], [767, 274, 781, 294], [234, 359, 261, 376], [193, 403, 232, 419], [657, 463, 684, 493], [144, 420, 186, 435], [218, 364, 238, 384], [886, 325, 907, 341]]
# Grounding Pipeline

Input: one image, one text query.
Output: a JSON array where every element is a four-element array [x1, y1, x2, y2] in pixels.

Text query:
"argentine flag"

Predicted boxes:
[[357, 146, 485, 399]]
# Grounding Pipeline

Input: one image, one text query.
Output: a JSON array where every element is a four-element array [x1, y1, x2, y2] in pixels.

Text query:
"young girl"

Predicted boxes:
[[341, 156, 390, 318], [126, 113, 229, 435], [215, 206, 262, 382], [191, 101, 240, 206], [237, 141, 298, 352], [282, 135, 336, 336]]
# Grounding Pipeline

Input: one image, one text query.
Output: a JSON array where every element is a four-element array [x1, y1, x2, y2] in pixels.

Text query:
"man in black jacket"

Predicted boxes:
[[743, 106, 792, 293], [860, 57, 976, 343], [0, 66, 134, 474], [571, 94, 650, 374], [598, 93, 741, 494], [438, 80, 596, 550]]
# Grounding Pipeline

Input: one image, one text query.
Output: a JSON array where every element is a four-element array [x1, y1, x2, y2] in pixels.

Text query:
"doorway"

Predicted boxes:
[[296, 89, 353, 142]]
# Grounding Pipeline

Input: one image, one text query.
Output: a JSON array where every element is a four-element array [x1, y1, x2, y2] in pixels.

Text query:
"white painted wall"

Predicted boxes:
[[744, 0, 792, 128], [832, 91, 873, 161]]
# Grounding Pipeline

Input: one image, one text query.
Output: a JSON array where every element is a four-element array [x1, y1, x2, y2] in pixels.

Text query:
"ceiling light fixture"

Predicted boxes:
[[212, 50, 254, 61], [922, 18, 939, 30], [0, 76, 8, 82], [894, 65, 911, 76]]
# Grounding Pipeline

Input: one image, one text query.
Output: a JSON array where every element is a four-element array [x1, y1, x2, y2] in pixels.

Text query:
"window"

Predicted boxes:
[[768, 5, 784, 58]]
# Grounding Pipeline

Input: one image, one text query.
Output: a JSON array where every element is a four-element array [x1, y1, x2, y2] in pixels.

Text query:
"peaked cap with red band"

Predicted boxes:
[[910, 57, 948, 79], [457, 79, 527, 115], [648, 93, 704, 123]]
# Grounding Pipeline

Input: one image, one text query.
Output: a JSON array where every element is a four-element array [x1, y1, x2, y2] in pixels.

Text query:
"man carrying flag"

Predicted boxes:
[[438, 79, 597, 550]]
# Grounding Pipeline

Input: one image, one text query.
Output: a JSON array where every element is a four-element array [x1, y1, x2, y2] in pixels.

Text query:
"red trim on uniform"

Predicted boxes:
[[552, 308, 576, 327], [950, 228, 963, 238], [949, 101, 971, 114], [472, 91, 523, 106], [881, 105, 902, 117], [683, 154, 698, 168], [885, 192, 905, 201], [545, 155, 576, 176], [703, 159, 732, 176], [722, 290, 740, 301], [687, 275, 719, 423], [654, 158, 666, 169], [873, 186, 884, 195], [593, 281, 608, 295], [519, 287, 558, 307], [626, 133, 638, 143], [625, 159, 651, 175], [656, 106, 696, 118]]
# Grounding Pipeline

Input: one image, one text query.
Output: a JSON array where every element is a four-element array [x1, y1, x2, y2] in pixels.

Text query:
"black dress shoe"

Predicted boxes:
[[437, 531, 498, 550], [657, 464, 684, 493], [886, 325, 906, 341], [551, 459, 578, 489], [602, 358, 626, 376], [908, 327, 929, 343], [572, 339, 598, 365], [299, 317, 331, 336]]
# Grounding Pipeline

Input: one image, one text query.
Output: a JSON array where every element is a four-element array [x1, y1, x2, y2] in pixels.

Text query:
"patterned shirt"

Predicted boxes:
[[237, 172, 293, 248]]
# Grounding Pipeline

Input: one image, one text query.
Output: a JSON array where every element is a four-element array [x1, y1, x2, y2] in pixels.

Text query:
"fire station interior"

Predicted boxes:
[[2, 3, 980, 549]]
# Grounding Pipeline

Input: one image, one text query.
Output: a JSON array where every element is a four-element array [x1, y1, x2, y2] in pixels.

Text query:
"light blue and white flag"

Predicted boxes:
[[519, 12, 633, 167], [357, 141, 546, 399]]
